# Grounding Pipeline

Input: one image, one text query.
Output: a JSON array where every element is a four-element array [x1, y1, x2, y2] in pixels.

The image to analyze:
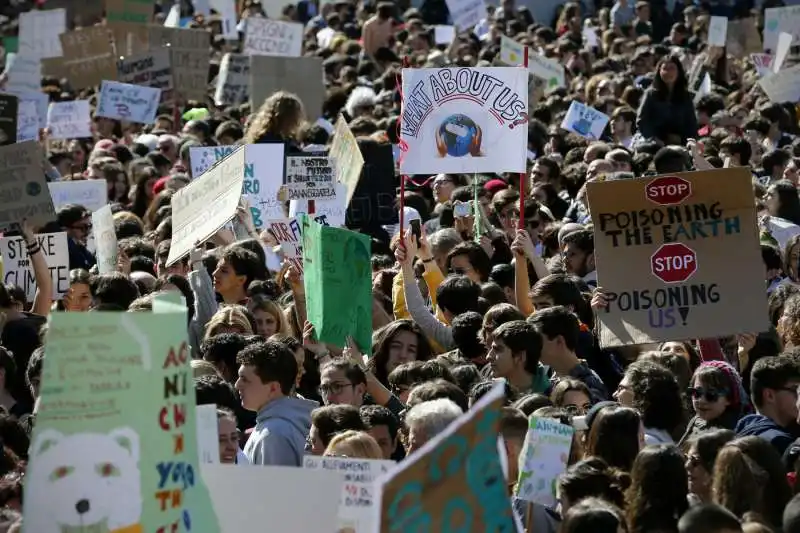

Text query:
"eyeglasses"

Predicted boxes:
[[687, 387, 728, 402], [564, 403, 591, 415], [318, 382, 354, 397]]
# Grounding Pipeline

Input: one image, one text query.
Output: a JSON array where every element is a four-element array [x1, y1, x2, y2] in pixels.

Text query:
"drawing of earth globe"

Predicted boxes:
[[438, 114, 477, 157]]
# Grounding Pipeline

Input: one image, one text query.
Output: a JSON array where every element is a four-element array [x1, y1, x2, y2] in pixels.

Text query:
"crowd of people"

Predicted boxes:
[[1, 0, 800, 531]]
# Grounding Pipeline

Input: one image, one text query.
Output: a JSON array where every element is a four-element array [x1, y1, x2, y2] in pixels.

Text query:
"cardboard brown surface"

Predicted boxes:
[[249, 56, 324, 119], [117, 48, 175, 103], [148, 27, 210, 101], [587, 168, 768, 347], [59, 27, 117, 90], [0, 141, 57, 231]]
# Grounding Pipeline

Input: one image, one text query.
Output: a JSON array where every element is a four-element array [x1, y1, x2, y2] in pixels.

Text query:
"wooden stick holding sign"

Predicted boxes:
[[519, 45, 529, 229]]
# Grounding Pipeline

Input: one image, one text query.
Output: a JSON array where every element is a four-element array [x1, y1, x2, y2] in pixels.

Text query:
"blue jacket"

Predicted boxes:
[[735, 414, 794, 455], [244, 396, 317, 466]]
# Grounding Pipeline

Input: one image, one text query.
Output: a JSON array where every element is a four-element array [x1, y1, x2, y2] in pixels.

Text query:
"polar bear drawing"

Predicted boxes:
[[26, 427, 143, 533]]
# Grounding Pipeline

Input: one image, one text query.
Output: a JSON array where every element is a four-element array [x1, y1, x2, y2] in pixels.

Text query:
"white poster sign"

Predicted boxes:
[[243, 18, 303, 57], [529, 53, 566, 89], [773, 32, 793, 73], [434, 25, 456, 45], [48, 180, 108, 212], [8, 90, 48, 129], [196, 405, 220, 465], [707, 16, 728, 47], [267, 218, 303, 272], [444, 0, 488, 31], [214, 53, 250, 106], [763, 6, 800, 53], [19, 9, 66, 59], [500, 36, 526, 66], [751, 53, 774, 77], [92, 204, 117, 274], [0, 232, 69, 301], [285, 156, 337, 200], [96, 81, 161, 124], [400, 67, 528, 174], [17, 100, 39, 143], [560, 101, 610, 140], [3, 54, 42, 93], [209, 0, 239, 39], [46, 100, 92, 140], [289, 182, 347, 228], [758, 63, 800, 104]]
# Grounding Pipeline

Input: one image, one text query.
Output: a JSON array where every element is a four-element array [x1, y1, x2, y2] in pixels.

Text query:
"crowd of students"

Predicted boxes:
[[1, 0, 800, 531]]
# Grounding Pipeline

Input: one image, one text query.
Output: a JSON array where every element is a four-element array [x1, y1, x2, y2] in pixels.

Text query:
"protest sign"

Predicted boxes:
[[515, 417, 574, 508], [9, 90, 48, 129], [96, 80, 161, 124], [347, 141, 397, 229], [285, 156, 337, 201], [189, 144, 285, 228], [168, 147, 246, 266], [725, 17, 762, 56], [374, 382, 517, 532], [528, 53, 566, 90], [434, 25, 455, 45], [303, 455, 395, 533], [400, 67, 528, 174], [0, 141, 56, 231], [24, 296, 219, 533], [763, 6, 800, 53], [707, 16, 728, 47], [587, 168, 768, 347], [105, 0, 153, 24], [210, 0, 238, 39], [290, 183, 348, 228], [751, 53, 774, 77], [499, 36, 526, 66], [117, 48, 174, 103], [202, 463, 341, 532], [48, 180, 108, 212], [17, 99, 39, 142], [758, 64, 800, 104], [445, 0, 487, 31], [0, 94, 18, 146], [329, 115, 364, 206], [196, 405, 219, 465], [773, 32, 793, 73], [19, 8, 66, 59], [107, 21, 150, 57], [46, 100, 92, 140], [92, 204, 118, 274], [561, 101, 610, 140], [267, 218, 303, 272], [214, 53, 250, 106], [2, 53, 41, 93], [0, 232, 69, 301], [302, 216, 372, 351], [59, 26, 117, 89], [243, 18, 303, 57], [147, 27, 210, 101], [250, 56, 324, 119]]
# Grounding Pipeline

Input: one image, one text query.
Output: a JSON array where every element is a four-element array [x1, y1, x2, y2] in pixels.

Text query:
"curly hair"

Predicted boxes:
[[243, 91, 305, 144], [624, 360, 684, 433], [779, 293, 800, 348]]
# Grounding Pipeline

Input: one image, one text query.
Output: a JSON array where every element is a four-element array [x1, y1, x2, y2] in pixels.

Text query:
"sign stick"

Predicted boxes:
[[518, 46, 529, 230]]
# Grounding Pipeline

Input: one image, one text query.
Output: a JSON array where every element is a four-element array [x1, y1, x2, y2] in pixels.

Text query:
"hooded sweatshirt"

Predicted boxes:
[[735, 413, 794, 455], [244, 396, 317, 466]]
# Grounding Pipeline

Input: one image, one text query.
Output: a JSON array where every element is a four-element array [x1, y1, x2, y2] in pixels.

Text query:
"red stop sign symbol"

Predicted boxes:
[[646, 176, 692, 206], [651, 243, 697, 283]]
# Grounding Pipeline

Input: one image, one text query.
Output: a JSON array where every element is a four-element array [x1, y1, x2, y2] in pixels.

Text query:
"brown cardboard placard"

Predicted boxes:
[[726, 17, 763, 57], [108, 21, 150, 58], [148, 27, 210, 102], [0, 141, 57, 231], [587, 168, 768, 347], [59, 26, 117, 90], [249, 56, 324, 119], [117, 48, 175, 103]]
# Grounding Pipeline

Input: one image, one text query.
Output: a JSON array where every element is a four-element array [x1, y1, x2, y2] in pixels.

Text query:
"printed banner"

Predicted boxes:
[[243, 18, 303, 57], [47, 100, 92, 140], [285, 156, 337, 200], [400, 67, 528, 174], [516, 417, 573, 508], [117, 49, 174, 103], [0, 141, 56, 231], [0, 232, 69, 301], [587, 168, 768, 347], [214, 53, 249, 106], [96, 80, 161, 124]]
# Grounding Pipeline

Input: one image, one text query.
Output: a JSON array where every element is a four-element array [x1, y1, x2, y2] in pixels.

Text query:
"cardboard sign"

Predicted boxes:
[[515, 417, 573, 508], [726, 17, 762, 56], [105, 0, 153, 24], [329, 115, 364, 207], [48, 180, 108, 212], [0, 232, 69, 301], [445, 0, 487, 30], [587, 168, 768, 347], [0, 141, 56, 231], [96, 80, 161, 124], [147, 27, 209, 101], [107, 21, 150, 57], [400, 67, 528, 174], [561, 101, 609, 140], [19, 9, 66, 59], [117, 48, 174, 103], [59, 26, 117, 89], [168, 147, 246, 266], [46, 100, 92, 140], [250, 56, 324, 119], [213, 53, 249, 106], [2, 53, 41, 93], [243, 18, 303, 57], [0, 94, 18, 146], [267, 218, 303, 273], [303, 455, 395, 533], [285, 156, 336, 200], [92, 204, 118, 274], [373, 383, 517, 532], [24, 296, 220, 532], [346, 141, 397, 229]]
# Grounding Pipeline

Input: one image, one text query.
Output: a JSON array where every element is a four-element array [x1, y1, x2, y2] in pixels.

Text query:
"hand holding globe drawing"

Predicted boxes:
[[434, 114, 483, 158]]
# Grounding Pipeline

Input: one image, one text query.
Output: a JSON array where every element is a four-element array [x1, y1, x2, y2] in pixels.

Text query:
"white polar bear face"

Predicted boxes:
[[28, 427, 143, 532]]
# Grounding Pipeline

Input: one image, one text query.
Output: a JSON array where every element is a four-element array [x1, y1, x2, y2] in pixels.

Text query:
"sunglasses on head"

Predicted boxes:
[[687, 386, 728, 402]]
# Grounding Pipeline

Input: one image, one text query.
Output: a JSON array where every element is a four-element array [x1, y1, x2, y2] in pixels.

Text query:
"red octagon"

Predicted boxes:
[[651, 243, 697, 284], [646, 176, 692, 206]]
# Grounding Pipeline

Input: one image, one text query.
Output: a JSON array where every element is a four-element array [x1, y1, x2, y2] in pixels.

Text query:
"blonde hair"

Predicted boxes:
[[244, 91, 305, 144], [323, 430, 384, 460], [113, 210, 144, 228], [191, 359, 220, 378], [204, 305, 254, 340], [247, 296, 289, 335]]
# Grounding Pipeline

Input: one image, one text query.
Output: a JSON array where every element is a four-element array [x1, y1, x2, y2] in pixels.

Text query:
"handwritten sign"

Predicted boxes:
[[48, 180, 108, 212], [758, 63, 800, 104], [3, 53, 41, 93], [19, 9, 66, 59], [92, 204, 118, 274], [17, 99, 39, 142], [105, 0, 153, 24], [751, 53, 774, 77], [764, 6, 800, 53], [59, 26, 117, 89], [168, 147, 246, 266], [374, 382, 517, 532], [515, 417, 573, 508], [587, 168, 768, 347], [9, 90, 48, 129], [147, 27, 209, 101], [267, 218, 303, 273], [290, 183, 348, 228], [285, 156, 337, 200], [0, 141, 56, 231], [500, 35, 526, 66], [214, 53, 249, 106], [0, 232, 69, 301], [561, 101, 609, 140], [210, 0, 238, 39], [445, 0, 487, 30], [707, 16, 728, 47], [47, 100, 92, 140], [303, 455, 395, 533], [117, 49, 174, 103], [244, 18, 303, 57], [96, 80, 161, 124], [329, 115, 364, 206]]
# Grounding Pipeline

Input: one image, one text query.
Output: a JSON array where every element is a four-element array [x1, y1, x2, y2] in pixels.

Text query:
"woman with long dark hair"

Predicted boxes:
[[765, 180, 800, 226], [625, 445, 688, 533], [367, 319, 433, 386], [635, 54, 699, 146]]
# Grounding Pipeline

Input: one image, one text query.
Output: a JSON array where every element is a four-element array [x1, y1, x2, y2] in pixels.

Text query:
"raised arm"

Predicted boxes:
[[24, 221, 52, 317]]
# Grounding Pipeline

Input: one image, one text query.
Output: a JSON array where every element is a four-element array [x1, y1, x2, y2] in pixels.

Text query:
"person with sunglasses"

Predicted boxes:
[[55, 203, 96, 271], [680, 361, 748, 445]]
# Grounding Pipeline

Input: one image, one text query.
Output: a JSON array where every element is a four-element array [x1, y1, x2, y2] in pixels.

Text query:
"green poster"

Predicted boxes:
[[23, 304, 219, 533], [302, 215, 372, 352]]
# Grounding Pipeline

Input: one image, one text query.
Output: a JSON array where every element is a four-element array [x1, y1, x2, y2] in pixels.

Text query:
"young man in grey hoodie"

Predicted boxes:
[[235, 340, 317, 466]]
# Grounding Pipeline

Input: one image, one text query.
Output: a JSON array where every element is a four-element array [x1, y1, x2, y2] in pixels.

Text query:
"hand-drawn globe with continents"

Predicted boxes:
[[438, 114, 477, 157]]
